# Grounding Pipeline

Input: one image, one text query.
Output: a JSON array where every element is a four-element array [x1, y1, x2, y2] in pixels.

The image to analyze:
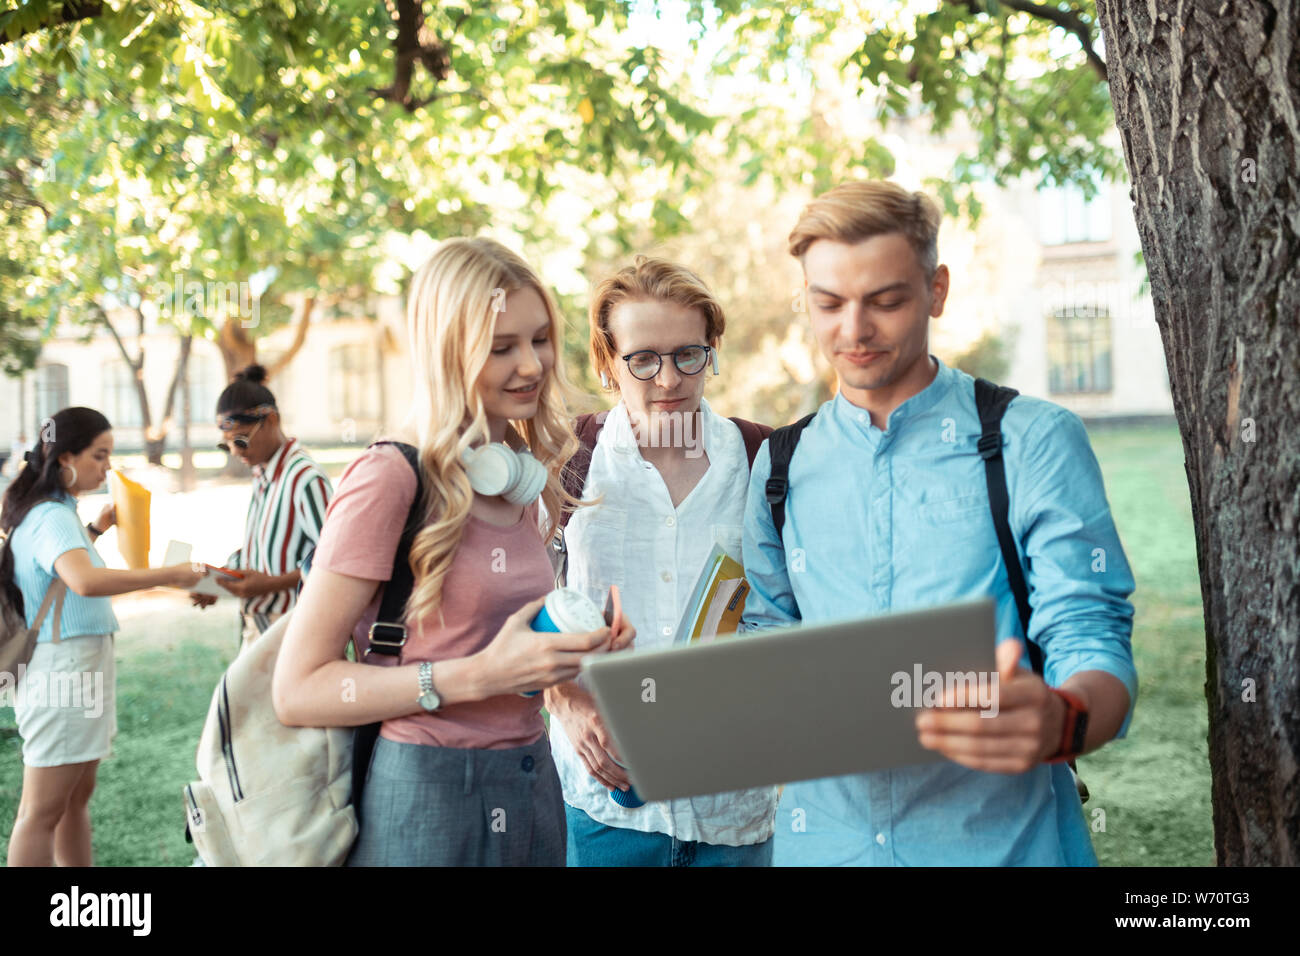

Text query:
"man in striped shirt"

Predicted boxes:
[[192, 365, 332, 649]]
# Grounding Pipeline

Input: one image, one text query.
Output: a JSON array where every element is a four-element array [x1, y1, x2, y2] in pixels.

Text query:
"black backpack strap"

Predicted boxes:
[[974, 378, 1043, 677], [765, 413, 817, 541], [351, 440, 425, 814]]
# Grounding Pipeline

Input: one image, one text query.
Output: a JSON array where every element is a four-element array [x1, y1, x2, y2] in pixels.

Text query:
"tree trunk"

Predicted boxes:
[[217, 319, 257, 382], [1096, 0, 1300, 865], [164, 332, 195, 491]]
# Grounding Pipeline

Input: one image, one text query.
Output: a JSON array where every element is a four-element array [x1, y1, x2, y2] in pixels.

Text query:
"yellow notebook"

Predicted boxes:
[[108, 470, 151, 569], [672, 544, 752, 645]]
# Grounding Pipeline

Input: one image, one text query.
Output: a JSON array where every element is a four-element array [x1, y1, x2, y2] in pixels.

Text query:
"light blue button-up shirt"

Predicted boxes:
[[740, 357, 1137, 866]]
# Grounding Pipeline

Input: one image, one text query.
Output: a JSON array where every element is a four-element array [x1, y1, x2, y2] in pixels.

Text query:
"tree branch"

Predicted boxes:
[[369, 0, 452, 112], [263, 294, 315, 379], [952, 0, 1108, 82], [0, 1, 104, 46], [94, 300, 136, 370], [161, 332, 192, 426]]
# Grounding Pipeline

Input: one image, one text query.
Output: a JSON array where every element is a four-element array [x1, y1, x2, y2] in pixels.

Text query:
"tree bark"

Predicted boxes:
[[1096, 0, 1300, 865], [96, 301, 158, 462]]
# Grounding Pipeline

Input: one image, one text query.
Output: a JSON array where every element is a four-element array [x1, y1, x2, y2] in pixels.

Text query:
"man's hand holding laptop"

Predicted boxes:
[[915, 638, 1131, 774]]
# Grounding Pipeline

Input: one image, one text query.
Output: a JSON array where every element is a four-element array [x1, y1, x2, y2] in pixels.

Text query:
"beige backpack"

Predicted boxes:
[[183, 611, 357, 866], [182, 440, 424, 866]]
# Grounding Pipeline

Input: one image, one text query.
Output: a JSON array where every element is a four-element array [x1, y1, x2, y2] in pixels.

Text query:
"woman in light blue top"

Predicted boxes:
[[1, 406, 203, 866]]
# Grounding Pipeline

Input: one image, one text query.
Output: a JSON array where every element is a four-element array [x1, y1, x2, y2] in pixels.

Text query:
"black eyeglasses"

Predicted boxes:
[[216, 417, 265, 454], [621, 345, 714, 381]]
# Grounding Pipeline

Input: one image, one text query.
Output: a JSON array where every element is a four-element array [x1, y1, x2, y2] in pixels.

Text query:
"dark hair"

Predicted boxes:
[[1, 406, 112, 616], [216, 364, 277, 415]]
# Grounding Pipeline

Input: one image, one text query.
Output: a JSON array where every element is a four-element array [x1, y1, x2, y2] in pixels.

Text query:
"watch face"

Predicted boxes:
[[418, 691, 440, 712]]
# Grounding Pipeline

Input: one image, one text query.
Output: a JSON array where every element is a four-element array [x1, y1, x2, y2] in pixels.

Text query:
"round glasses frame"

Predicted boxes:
[[216, 417, 265, 454], [620, 345, 714, 381]]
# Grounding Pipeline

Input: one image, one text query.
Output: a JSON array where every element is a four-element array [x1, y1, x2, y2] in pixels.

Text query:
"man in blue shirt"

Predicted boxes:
[[741, 181, 1137, 865]]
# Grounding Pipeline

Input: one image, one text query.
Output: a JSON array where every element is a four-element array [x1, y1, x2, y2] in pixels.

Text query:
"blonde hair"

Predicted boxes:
[[588, 255, 726, 391], [788, 181, 942, 278], [403, 237, 580, 623]]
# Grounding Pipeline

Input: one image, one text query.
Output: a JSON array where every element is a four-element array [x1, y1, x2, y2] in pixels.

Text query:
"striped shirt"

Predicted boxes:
[[227, 438, 332, 617]]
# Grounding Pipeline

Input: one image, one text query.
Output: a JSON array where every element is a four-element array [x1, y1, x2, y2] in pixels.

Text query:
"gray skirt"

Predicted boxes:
[[346, 734, 566, 867]]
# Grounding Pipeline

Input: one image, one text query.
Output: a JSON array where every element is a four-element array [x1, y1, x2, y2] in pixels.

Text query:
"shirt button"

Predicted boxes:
[[858, 412, 867, 424], [661, 571, 672, 582], [521, 756, 535, 772], [875, 833, 886, 845], [665, 516, 676, 527], [662, 626, 672, 636]]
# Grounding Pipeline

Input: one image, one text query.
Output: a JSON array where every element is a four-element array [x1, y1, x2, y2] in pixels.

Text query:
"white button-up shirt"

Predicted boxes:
[[549, 397, 778, 846]]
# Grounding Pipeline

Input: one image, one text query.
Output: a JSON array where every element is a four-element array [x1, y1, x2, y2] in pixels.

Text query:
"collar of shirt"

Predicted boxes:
[[601, 395, 722, 464], [252, 437, 296, 495], [831, 354, 957, 447]]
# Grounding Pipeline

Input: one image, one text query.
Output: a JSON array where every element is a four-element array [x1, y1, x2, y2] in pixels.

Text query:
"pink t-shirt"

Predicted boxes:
[[312, 442, 554, 750]]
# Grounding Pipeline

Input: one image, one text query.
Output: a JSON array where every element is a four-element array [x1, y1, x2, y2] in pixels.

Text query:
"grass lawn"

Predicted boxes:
[[0, 422, 1214, 866]]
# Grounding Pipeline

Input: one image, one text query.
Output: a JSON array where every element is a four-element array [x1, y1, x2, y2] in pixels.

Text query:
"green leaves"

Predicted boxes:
[[1, 0, 1128, 377]]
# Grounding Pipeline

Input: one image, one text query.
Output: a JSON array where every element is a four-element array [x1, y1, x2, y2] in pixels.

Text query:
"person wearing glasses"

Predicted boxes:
[[544, 256, 778, 866], [190, 364, 333, 650]]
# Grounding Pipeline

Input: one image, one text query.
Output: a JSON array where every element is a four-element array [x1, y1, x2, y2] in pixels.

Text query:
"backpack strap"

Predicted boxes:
[[559, 411, 609, 531], [350, 440, 425, 814], [369, 441, 425, 643], [765, 412, 817, 541], [729, 417, 772, 470], [973, 378, 1043, 677], [27, 578, 67, 645]]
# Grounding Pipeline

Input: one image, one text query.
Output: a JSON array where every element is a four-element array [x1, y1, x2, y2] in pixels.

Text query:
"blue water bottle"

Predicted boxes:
[[528, 588, 644, 809]]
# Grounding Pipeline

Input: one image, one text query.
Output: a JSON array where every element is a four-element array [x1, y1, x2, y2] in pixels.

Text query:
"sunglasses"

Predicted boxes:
[[216, 416, 266, 454]]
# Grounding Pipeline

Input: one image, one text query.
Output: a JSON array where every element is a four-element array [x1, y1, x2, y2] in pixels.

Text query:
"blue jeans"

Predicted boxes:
[[565, 803, 773, 867]]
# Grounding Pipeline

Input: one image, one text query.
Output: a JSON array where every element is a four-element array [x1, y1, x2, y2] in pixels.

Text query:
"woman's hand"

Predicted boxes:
[[93, 503, 116, 533], [167, 563, 207, 590], [472, 596, 613, 698], [545, 682, 630, 791]]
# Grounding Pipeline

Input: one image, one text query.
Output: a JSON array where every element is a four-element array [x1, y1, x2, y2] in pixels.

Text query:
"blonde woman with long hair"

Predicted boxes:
[[274, 238, 632, 866]]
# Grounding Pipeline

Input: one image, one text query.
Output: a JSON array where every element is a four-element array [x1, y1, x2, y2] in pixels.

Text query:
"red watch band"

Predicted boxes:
[[1047, 687, 1089, 763]]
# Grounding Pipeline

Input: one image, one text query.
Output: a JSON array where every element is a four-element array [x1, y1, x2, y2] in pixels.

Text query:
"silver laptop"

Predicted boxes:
[[580, 598, 997, 802]]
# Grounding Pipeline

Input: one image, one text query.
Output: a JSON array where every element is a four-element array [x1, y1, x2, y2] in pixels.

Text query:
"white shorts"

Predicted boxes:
[[14, 634, 117, 768]]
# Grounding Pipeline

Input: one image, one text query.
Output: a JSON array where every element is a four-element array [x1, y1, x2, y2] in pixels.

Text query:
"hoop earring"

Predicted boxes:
[[61, 464, 78, 489]]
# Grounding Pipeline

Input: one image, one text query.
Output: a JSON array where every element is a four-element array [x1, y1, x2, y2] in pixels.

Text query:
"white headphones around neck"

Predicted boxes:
[[460, 442, 548, 505]]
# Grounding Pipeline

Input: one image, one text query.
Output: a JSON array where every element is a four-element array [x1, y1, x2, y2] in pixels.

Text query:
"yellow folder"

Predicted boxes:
[[108, 470, 151, 569]]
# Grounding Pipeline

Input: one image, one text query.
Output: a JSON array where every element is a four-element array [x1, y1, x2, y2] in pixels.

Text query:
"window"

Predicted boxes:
[[34, 363, 69, 433], [328, 345, 380, 422], [1039, 183, 1112, 245], [102, 361, 144, 428], [185, 354, 222, 423], [1048, 307, 1112, 394]]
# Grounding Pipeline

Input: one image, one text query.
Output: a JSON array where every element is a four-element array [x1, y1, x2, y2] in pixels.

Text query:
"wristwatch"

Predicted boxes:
[[1047, 687, 1089, 763], [417, 661, 442, 713]]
